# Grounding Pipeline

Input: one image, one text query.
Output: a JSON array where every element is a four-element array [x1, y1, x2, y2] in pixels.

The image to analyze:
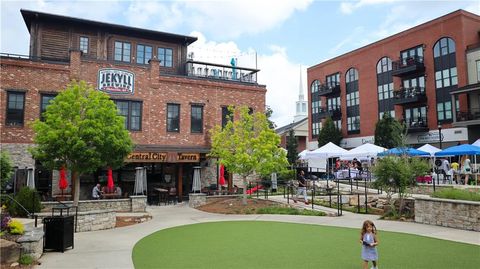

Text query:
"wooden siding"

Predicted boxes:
[[40, 26, 69, 60]]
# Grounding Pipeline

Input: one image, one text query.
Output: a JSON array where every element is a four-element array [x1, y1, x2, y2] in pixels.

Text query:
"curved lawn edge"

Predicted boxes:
[[132, 221, 480, 269]]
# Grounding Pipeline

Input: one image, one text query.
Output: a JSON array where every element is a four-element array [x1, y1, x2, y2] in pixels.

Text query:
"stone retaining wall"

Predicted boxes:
[[75, 210, 116, 232], [189, 193, 207, 208], [415, 197, 480, 231], [17, 227, 44, 259], [41, 195, 147, 213]]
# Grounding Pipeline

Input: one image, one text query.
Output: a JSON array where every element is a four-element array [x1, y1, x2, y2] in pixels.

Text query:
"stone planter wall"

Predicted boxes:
[[36, 210, 116, 232], [17, 227, 44, 259], [189, 193, 207, 208], [41, 195, 147, 213], [415, 197, 480, 231]]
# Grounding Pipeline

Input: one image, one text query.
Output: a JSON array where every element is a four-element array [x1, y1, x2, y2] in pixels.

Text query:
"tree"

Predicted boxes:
[[317, 116, 342, 147], [0, 151, 14, 191], [286, 129, 298, 165], [372, 156, 429, 217], [265, 105, 276, 129], [374, 113, 404, 149], [30, 80, 133, 206], [210, 106, 289, 205]]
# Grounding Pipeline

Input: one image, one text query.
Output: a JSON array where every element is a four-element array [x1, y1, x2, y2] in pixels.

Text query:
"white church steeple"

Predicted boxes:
[[294, 66, 307, 122]]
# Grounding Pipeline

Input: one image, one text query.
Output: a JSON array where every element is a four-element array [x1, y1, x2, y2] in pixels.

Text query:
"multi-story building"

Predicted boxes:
[[0, 9, 266, 201], [307, 9, 480, 150]]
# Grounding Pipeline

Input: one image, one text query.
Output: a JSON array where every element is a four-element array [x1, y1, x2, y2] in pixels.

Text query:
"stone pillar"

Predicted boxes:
[[130, 195, 147, 212], [189, 193, 206, 208], [69, 49, 82, 80]]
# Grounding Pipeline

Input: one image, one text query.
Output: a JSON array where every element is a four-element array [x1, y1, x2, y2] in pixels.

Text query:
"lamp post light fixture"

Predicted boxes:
[[437, 125, 443, 149]]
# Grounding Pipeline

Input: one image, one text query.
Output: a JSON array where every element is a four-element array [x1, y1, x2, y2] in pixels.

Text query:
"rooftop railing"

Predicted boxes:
[[186, 60, 258, 84]]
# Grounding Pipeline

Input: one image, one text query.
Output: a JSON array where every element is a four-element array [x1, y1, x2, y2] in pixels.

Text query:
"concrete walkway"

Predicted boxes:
[[35, 202, 480, 269]]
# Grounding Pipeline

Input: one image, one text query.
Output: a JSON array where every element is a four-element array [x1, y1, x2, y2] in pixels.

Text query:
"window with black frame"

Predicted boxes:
[[115, 100, 142, 131], [401, 45, 423, 65], [136, 44, 152, 65], [191, 104, 203, 133], [158, 47, 173, 67], [345, 68, 360, 134], [6, 91, 25, 126], [167, 103, 180, 132], [114, 41, 131, 62], [221, 106, 233, 129], [79, 36, 89, 54], [40, 93, 57, 121], [433, 37, 456, 123]]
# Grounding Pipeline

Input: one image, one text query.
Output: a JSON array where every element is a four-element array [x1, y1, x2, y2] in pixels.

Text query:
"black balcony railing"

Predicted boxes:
[[0, 53, 69, 63], [318, 82, 340, 96], [393, 86, 427, 105], [456, 108, 480, 122], [186, 60, 258, 84], [318, 106, 341, 118], [392, 56, 425, 77], [404, 117, 428, 133]]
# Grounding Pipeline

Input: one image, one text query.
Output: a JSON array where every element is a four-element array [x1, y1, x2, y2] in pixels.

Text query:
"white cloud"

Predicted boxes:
[[187, 33, 306, 127], [340, 0, 397, 14]]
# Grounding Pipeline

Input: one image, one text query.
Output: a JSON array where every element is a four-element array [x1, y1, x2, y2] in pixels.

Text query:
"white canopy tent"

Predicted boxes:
[[298, 149, 310, 160], [473, 139, 480, 147], [417, 144, 441, 157], [340, 143, 386, 160], [306, 142, 348, 171]]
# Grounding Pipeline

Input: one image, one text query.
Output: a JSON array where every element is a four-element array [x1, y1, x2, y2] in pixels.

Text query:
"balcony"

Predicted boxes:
[[317, 82, 340, 96], [404, 117, 428, 133], [392, 87, 427, 105], [186, 60, 258, 84], [454, 108, 480, 126], [318, 106, 342, 119], [391, 56, 425, 77]]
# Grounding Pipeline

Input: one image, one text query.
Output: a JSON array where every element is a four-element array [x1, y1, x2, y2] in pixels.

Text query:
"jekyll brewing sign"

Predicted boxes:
[[97, 69, 135, 94]]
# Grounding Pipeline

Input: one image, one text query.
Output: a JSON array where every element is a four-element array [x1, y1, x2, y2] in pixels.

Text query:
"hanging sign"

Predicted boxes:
[[97, 68, 135, 94]]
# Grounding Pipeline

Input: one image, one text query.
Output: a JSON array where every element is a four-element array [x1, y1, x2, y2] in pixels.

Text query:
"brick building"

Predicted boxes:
[[307, 10, 480, 150], [0, 10, 266, 202]]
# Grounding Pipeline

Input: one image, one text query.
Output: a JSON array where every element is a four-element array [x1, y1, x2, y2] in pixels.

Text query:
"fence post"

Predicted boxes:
[[364, 177, 368, 214], [357, 193, 361, 213]]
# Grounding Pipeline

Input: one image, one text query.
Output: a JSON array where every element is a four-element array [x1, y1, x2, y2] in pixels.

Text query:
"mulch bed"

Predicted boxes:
[[197, 197, 283, 214]]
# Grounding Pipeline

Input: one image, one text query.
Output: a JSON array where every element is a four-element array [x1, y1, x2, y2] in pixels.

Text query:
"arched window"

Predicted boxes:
[[346, 68, 358, 83], [376, 57, 392, 74], [434, 37, 455, 58], [311, 80, 320, 93]]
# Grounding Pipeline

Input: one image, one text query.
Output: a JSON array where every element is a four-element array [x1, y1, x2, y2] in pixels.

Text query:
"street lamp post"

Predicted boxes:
[[438, 125, 442, 149]]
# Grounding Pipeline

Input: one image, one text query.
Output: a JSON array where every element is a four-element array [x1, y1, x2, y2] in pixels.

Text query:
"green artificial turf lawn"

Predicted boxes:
[[132, 221, 480, 269]]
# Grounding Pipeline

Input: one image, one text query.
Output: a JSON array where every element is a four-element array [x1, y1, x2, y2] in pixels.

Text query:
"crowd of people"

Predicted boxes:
[[91, 183, 122, 199], [435, 156, 473, 185]]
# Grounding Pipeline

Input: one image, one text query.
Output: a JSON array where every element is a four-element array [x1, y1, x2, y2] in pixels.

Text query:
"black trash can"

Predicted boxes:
[[43, 215, 74, 252]]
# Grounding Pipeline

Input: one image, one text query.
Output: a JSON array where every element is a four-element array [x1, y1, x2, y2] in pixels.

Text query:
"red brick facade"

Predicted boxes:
[[307, 10, 480, 149]]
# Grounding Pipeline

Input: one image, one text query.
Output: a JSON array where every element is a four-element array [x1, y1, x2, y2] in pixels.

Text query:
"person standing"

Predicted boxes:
[[451, 160, 459, 184], [360, 220, 379, 269], [462, 157, 472, 185], [294, 170, 308, 205]]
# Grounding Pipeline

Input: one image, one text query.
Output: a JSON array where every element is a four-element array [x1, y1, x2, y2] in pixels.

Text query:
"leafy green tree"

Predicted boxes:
[[317, 116, 342, 147], [374, 113, 404, 148], [210, 106, 289, 205], [30, 81, 133, 206], [265, 105, 276, 129], [286, 129, 298, 165], [373, 156, 429, 216], [0, 151, 14, 191]]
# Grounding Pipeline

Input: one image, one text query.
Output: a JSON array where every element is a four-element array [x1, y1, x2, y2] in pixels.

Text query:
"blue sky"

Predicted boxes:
[[1, 0, 479, 127]]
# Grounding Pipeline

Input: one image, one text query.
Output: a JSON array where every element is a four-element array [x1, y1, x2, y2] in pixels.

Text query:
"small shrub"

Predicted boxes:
[[8, 219, 25, 235], [19, 254, 34, 265], [1, 210, 12, 231], [9, 187, 43, 217], [432, 188, 480, 201], [257, 206, 326, 216]]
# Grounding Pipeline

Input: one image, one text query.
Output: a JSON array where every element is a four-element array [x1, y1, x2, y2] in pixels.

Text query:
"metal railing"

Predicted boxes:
[[392, 55, 424, 70], [186, 60, 259, 84], [456, 108, 480, 122], [0, 193, 39, 227], [394, 86, 426, 99], [0, 53, 69, 63]]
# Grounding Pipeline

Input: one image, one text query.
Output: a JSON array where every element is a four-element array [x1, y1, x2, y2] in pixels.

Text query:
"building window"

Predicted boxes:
[[435, 67, 457, 88], [434, 37, 455, 58], [114, 41, 131, 62], [221, 106, 233, 128], [40, 94, 57, 121], [377, 83, 394, 101], [347, 116, 360, 131], [437, 101, 452, 122], [158, 47, 173, 67], [115, 100, 142, 131], [405, 106, 427, 127], [312, 122, 321, 136], [346, 92, 359, 107], [401, 45, 423, 64], [376, 57, 392, 74], [311, 80, 320, 93], [136, 44, 152, 65], [327, 97, 340, 110], [311, 100, 321, 114], [334, 120, 341, 130], [191, 105, 203, 133], [6, 91, 25, 126], [79, 36, 89, 54], [346, 68, 358, 83], [326, 73, 340, 88], [167, 103, 180, 132], [379, 110, 395, 119]]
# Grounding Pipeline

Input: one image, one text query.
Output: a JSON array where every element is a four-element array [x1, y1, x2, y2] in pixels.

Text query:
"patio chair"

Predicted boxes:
[[168, 187, 178, 205]]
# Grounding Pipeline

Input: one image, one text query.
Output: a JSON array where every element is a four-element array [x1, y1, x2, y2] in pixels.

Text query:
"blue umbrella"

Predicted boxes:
[[434, 144, 480, 156], [378, 147, 430, 157]]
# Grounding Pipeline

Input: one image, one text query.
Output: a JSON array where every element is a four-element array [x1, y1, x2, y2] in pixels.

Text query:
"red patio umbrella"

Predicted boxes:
[[59, 167, 68, 196], [219, 164, 226, 186], [107, 168, 114, 190]]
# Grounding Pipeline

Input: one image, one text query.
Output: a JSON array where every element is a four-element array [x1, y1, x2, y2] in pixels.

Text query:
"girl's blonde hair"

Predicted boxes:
[[361, 220, 377, 237]]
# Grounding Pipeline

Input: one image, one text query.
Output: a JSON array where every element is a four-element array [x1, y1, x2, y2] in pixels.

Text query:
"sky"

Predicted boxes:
[[1, 0, 479, 127]]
